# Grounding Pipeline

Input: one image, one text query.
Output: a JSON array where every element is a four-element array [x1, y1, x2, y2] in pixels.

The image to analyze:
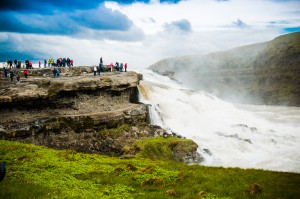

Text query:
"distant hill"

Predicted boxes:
[[149, 32, 300, 106]]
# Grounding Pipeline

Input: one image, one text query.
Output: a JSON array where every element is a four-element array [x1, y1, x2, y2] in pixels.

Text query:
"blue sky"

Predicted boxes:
[[0, 0, 299, 67]]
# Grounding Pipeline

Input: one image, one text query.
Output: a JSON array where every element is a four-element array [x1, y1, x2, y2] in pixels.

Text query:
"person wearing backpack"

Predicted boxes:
[[28, 61, 32, 69], [120, 63, 123, 72]]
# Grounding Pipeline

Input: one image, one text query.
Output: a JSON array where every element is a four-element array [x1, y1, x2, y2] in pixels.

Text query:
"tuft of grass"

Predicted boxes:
[[132, 137, 197, 161], [99, 124, 130, 139], [102, 76, 112, 83], [0, 140, 300, 198]]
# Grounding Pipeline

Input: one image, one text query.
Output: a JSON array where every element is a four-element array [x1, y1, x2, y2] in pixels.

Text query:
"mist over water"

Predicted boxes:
[[135, 69, 300, 173]]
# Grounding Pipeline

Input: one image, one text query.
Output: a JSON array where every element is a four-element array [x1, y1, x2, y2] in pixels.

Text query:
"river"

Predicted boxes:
[[135, 69, 300, 173]]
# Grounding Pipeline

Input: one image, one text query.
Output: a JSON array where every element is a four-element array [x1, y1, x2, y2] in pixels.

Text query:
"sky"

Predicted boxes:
[[0, 0, 299, 68]]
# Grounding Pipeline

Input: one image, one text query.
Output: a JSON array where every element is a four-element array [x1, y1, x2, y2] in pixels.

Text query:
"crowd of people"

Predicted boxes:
[[4, 58, 74, 69], [2, 67, 28, 82], [5, 59, 31, 69], [93, 57, 128, 76], [1, 56, 129, 81], [47, 58, 74, 67]]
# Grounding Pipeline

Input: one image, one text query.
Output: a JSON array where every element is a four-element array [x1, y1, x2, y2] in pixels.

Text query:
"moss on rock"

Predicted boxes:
[[132, 137, 198, 162]]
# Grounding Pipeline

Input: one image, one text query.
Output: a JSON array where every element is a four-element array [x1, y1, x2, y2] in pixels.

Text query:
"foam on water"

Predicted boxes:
[[135, 69, 300, 173]]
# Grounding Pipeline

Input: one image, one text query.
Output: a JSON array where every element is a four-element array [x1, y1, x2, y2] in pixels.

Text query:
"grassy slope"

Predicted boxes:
[[1, 140, 300, 199], [252, 32, 300, 105], [149, 32, 300, 106]]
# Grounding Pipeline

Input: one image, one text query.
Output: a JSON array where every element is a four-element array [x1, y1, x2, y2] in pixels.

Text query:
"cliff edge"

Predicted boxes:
[[0, 67, 202, 164]]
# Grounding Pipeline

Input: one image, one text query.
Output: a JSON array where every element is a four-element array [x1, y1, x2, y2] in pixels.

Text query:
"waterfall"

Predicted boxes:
[[135, 69, 300, 173]]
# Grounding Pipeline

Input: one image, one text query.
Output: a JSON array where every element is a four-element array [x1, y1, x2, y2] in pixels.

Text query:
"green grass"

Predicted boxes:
[[100, 124, 131, 139], [132, 137, 197, 162], [0, 140, 300, 198]]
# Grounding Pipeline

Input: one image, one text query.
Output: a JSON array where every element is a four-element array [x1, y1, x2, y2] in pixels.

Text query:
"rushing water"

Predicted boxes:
[[135, 69, 300, 173]]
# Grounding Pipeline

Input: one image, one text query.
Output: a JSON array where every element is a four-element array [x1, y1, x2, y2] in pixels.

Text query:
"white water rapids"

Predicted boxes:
[[135, 69, 300, 173]]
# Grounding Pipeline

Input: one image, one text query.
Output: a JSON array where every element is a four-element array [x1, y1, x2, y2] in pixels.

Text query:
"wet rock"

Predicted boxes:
[[203, 148, 212, 156]]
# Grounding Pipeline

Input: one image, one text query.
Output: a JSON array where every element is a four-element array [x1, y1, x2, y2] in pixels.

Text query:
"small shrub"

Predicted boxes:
[[16, 156, 31, 162], [114, 167, 124, 175], [61, 150, 77, 161], [140, 177, 165, 190], [139, 166, 154, 173], [165, 189, 178, 196], [126, 164, 137, 171], [246, 183, 263, 197]]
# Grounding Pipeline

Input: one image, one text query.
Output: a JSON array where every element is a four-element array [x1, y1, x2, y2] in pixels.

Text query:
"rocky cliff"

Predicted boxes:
[[0, 67, 202, 164], [150, 32, 300, 106]]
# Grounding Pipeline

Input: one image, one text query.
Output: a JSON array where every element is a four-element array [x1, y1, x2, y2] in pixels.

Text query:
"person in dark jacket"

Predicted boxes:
[[14, 59, 17, 68], [52, 68, 57, 78], [3, 67, 7, 77], [16, 73, 20, 82], [25, 59, 29, 69], [0, 163, 5, 182], [9, 70, 14, 81]]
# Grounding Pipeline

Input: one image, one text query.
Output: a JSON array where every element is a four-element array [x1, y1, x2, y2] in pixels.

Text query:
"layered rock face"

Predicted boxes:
[[0, 67, 202, 164], [0, 69, 144, 153]]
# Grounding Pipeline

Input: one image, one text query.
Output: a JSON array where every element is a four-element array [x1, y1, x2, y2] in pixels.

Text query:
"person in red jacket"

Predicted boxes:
[[124, 63, 128, 72], [110, 63, 113, 72], [28, 61, 32, 69], [23, 69, 28, 78]]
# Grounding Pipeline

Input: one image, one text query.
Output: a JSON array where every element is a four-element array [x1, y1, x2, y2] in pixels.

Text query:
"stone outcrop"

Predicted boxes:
[[0, 67, 202, 164]]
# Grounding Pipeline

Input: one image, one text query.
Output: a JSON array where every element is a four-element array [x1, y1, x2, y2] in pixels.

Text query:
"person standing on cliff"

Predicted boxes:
[[16, 73, 20, 82], [23, 69, 28, 78], [110, 62, 113, 72], [93, 66, 97, 76], [97, 65, 101, 75], [120, 63, 123, 72], [100, 57, 103, 65], [124, 63, 127, 72], [9, 70, 14, 81], [3, 67, 7, 77], [52, 68, 57, 78]]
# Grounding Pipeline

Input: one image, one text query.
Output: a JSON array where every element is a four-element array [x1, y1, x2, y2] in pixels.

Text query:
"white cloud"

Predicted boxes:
[[2, 0, 300, 68], [106, 0, 300, 33], [101, 0, 300, 67]]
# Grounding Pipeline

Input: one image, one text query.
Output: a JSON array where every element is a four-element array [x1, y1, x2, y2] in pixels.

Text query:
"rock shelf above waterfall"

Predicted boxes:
[[0, 67, 202, 164]]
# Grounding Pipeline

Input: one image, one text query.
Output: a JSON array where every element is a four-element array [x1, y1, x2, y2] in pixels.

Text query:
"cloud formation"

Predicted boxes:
[[0, 0, 183, 37], [164, 19, 192, 33], [232, 19, 247, 28], [0, 5, 136, 37], [0, 0, 299, 68]]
